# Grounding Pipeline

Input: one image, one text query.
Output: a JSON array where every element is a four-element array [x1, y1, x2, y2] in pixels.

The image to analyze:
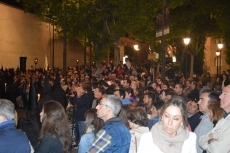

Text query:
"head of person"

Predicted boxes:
[[130, 80, 138, 90], [143, 92, 157, 107], [124, 88, 134, 99], [94, 86, 106, 99], [185, 80, 192, 87], [160, 96, 188, 136], [165, 90, 177, 103], [126, 107, 148, 129], [187, 99, 199, 117], [151, 100, 165, 117], [96, 95, 122, 122], [219, 85, 230, 113], [213, 83, 222, 92], [84, 109, 104, 134], [198, 90, 220, 114], [122, 78, 131, 88], [39, 100, 71, 152], [114, 89, 125, 100], [174, 83, 184, 95], [0, 99, 15, 123], [191, 81, 197, 90], [208, 102, 225, 126]]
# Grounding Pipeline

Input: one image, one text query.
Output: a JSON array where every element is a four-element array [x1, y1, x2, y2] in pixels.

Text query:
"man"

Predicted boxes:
[[0, 99, 31, 152], [187, 98, 201, 131], [69, 85, 91, 145], [143, 92, 157, 115], [187, 81, 200, 101], [199, 85, 230, 153], [88, 95, 131, 152], [199, 79, 211, 96], [125, 57, 131, 70], [194, 90, 219, 153], [122, 78, 131, 89], [174, 83, 185, 98], [114, 89, 131, 105], [91, 86, 106, 108]]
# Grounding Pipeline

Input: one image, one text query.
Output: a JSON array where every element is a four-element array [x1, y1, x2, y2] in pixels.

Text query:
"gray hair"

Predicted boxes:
[[0, 99, 15, 120], [104, 95, 122, 116]]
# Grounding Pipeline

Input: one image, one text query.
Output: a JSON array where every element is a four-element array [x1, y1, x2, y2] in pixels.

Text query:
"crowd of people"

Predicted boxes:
[[0, 58, 230, 153]]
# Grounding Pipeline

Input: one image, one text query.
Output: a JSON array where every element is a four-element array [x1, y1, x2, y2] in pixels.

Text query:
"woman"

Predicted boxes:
[[35, 100, 72, 153], [199, 102, 225, 153], [208, 102, 225, 126], [138, 97, 197, 153], [127, 107, 149, 153], [78, 109, 104, 153]]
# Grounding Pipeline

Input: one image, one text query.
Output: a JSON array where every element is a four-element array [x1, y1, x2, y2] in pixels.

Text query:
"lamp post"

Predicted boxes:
[[217, 43, 223, 75], [34, 58, 38, 69], [216, 51, 220, 76], [183, 38, 190, 78]]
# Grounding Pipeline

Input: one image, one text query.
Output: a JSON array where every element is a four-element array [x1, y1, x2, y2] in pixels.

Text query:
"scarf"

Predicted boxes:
[[151, 121, 189, 153]]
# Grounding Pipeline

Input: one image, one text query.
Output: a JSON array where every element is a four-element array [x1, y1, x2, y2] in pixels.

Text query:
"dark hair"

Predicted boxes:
[[202, 90, 220, 104], [214, 83, 222, 92], [124, 88, 134, 97], [208, 102, 225, 126], [39, 100, 71, 152], [84, 109, 104, 134], [115, 89, 125, 99], [144, 92, 157, 105], [127, 107, 148, 126], [175, 83, 184, 90], [153, 100, 165, 110], [160, 96, 188, 128], [96, 86, 106, 95], [118, 105, 131, 128], [123, 78, 131, 85], [98, 80, 109, 88]]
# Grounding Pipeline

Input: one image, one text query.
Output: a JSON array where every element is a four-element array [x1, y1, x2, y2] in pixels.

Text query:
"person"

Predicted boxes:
[[187, 98, 201, 132], [35, 100, 72, 153], [69, 85, 91, 145], [127, 107, 149, 153], [88, 95, 131, 152], [138, 96, 197, 153], [78, 109, 104, 153], [0, 99, 31, 153], [187, 81, 200, 102], [147, 100, 165, 129], [125, 57, 131, 70], [174, 83, 185, 99], [114, 89, 131, 105], [199, 85, 230, 153], [207, 102, 225, 126], [92, 86, 106, 108], [194, 90, 219, 153]]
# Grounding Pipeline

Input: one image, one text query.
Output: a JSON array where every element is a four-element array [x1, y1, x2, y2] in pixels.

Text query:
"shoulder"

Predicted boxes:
[[187, 132, 197, 141]]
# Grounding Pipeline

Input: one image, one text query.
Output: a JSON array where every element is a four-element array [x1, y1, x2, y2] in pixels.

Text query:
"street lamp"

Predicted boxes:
[[34, 58, 38, 69], [217, 43, 223, 75], [133, 45, 139, 51], [216, 50, 220, 76], [183, 38, 190, 78]]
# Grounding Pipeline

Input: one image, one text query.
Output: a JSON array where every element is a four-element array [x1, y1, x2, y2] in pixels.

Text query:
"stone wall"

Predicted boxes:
[[0, 3, 85, 69]]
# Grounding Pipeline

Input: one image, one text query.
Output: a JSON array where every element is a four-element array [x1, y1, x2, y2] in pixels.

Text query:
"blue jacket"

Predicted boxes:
[[0, 120, 31, 153], [102, 117, 131, 153]]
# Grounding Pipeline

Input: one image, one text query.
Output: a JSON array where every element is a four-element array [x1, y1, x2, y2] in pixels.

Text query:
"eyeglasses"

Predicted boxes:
[[98, 102, 114, 110]]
